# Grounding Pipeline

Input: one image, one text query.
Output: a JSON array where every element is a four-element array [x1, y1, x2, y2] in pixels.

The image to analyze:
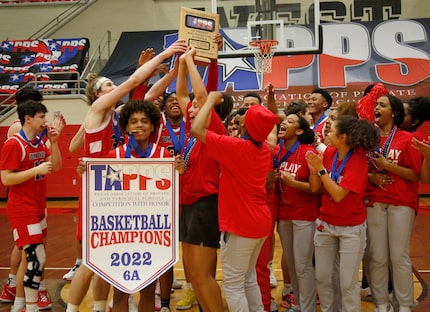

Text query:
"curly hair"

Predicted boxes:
[[284, 100, 308, 116], [335, 115, 379, 151], [337, 101, 358, 118], [295, 114, 315, 145], [119, 99, 160, 134]]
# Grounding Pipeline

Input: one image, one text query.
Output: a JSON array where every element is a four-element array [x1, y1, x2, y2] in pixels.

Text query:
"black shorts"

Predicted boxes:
[[179, 194, 220, 248]]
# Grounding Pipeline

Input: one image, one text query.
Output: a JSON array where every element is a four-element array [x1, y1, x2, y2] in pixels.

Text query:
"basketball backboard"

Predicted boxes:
[[210, 0, 321, 57]]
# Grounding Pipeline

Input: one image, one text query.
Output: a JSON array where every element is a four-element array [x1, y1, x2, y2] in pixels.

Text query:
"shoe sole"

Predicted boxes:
[[176, 301, 197, 310], [0, 298, 15, 303]]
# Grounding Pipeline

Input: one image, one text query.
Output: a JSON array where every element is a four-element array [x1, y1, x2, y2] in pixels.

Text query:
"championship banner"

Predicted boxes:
[[0, 37, 89, 94], [82, 158, 179, 294]]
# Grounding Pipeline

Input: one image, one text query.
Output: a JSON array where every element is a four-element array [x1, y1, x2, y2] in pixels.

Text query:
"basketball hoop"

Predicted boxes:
[[249, 40, 278, 73]]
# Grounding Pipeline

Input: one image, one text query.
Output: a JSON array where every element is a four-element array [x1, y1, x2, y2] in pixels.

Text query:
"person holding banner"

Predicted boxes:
[[104, 98, 184, 312], [0, 100, 63, 312], [65, 39, 187, 312], [190, 91, 278, 312]]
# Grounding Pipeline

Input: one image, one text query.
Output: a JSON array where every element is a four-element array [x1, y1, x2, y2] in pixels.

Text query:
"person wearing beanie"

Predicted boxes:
[[190, 91, 279, 312]]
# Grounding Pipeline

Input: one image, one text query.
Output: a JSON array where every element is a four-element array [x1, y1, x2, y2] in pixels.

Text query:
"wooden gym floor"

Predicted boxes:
[[1, 199, 430, 312]]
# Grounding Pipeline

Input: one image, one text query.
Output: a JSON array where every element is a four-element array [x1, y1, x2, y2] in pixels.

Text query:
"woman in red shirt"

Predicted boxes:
[[306, 115, 379, 312]]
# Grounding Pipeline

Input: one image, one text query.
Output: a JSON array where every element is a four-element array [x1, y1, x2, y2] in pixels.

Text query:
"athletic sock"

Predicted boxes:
[[161, 298, 170, 308]]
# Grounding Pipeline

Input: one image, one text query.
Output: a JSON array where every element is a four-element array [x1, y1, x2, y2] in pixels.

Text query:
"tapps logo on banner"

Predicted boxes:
[[82, 158, 179, 294]]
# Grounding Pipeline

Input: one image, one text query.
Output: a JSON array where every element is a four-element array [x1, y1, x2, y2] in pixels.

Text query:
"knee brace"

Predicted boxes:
[[23, 244, 46, 289]]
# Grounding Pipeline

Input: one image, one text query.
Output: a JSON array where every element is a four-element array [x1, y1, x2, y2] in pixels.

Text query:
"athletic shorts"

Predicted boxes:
[[9, 214, 47, 249], [179, 194, 220, 248]]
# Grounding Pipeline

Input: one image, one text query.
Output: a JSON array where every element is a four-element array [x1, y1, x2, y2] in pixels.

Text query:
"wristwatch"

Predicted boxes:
[[317, 168, 328, 176]]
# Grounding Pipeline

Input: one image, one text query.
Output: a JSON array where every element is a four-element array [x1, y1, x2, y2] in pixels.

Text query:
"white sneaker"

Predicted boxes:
[[172, 278, 183, 289], [374, 303, 392, 312], [62, 264, 80, 281], [268, 261, 277, 288], [270, 298, 278, 312], [160, 308, 170, 312], [128, 295, 137, 312]]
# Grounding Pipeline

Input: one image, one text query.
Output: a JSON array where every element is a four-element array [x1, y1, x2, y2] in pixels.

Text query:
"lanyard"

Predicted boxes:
[[331, 149, 353, 182], [19, 128, 47, 145], [381, 126, 397, 157], [125, 135, 152, 158], [273, 140, 300, 169], [112, 111, 122, 147], [368, 126, 397, 172], [165, 120, 185, 155], [313, 114, 326, 130], [184, 136, 196, 170]]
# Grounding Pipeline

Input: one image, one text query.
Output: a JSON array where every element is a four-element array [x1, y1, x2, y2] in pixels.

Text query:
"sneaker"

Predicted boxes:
[[128, 295, 137, 312], [0, 283, 16, 302], [281, 291, 296, 309], [160, 308, 170, 312], [62, 264, 80, 281], [37, 289, 52, 310], [270, 298, 278, 312], [268, 261, 277, 288], [373, 303, 392, 312], [286, 307, 300, 312], [172, 278, 183, 289], [176, 288, 198, 310]]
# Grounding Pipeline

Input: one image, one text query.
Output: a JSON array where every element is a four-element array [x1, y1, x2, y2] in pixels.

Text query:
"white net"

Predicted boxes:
[[250, 40, 278, 73]]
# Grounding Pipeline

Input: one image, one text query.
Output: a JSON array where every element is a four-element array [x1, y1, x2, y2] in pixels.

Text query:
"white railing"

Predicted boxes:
[[28, 0, 97, 39]]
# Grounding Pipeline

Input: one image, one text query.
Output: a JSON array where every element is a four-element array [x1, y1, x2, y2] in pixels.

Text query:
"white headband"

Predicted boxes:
[[94, 77, 110, 92]]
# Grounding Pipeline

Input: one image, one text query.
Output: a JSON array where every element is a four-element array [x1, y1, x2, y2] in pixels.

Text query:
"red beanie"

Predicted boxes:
[[244, 105, 278, 142], [357, 83, 388, 122]]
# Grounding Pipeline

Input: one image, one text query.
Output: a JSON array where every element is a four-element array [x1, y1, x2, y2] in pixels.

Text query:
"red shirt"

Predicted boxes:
[[150, 112, 184, 156], [180, 104, 226, 206], [365, 130, 422, 211], [206, 132, 273, 238], [319, 146, 368, 226], [0, 134, 51, 218], [275, 143, 319, 221], [313, 116, 327, 144], [84, 112, 122, 157]]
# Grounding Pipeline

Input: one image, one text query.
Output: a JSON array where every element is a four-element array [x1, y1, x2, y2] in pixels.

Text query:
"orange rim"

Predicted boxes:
[[249, 40, 279, 54]]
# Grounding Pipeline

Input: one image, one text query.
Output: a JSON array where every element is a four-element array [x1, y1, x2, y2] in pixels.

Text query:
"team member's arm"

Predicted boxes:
[[86, 40, 188, 130], [412, 137, 430, 183], [306, 150, 349, 202], [190, 91, 223, 143], [370, 151, 420, 182]]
